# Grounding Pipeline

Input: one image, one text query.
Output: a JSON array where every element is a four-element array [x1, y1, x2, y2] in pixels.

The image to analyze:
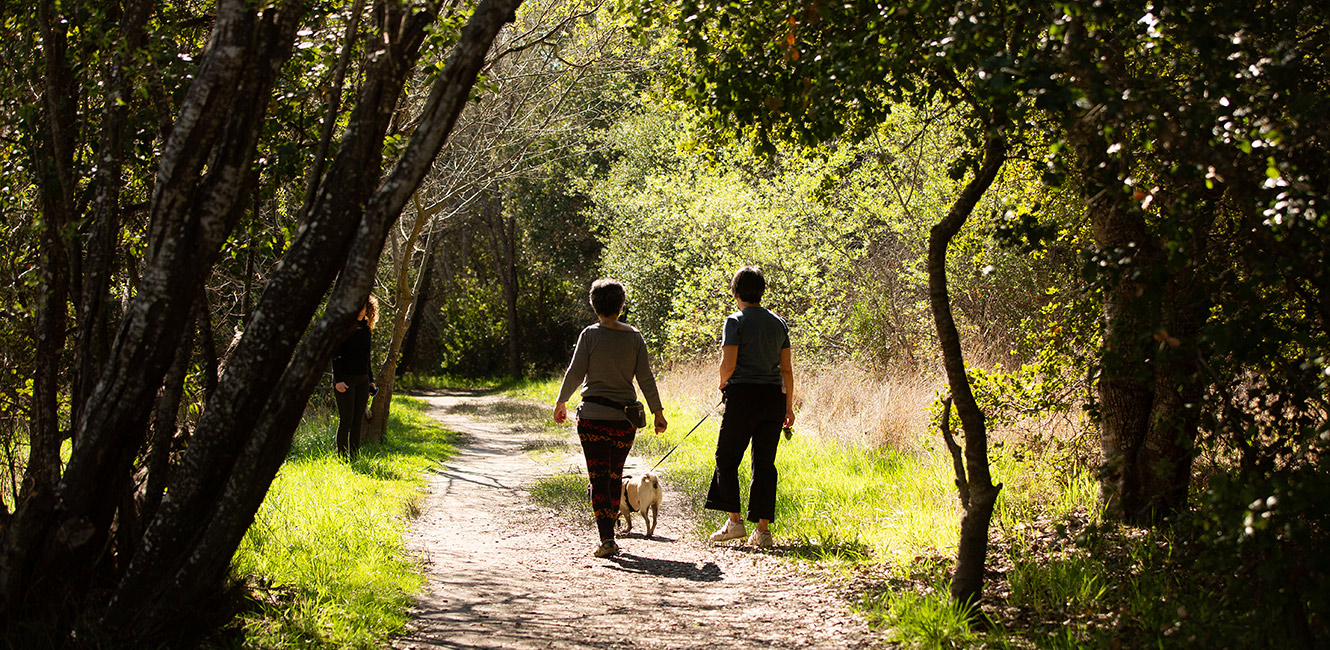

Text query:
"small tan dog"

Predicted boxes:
[[619, 472, 662, 538]]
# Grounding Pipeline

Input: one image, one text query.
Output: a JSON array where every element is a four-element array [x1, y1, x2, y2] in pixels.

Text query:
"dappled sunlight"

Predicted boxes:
[[230, 397, 462, 647]]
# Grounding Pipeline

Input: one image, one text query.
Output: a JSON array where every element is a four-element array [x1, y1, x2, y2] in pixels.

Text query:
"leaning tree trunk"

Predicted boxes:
[[71, 0, 152, 432], [927, 127, 1006, 611], [0, 0, 524, 644], [108, 1, 523, 640]]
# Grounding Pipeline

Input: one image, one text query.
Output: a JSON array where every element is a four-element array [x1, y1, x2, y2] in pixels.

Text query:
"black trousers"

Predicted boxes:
[[705, 383, 785, 523], [335, 374, 371, 457], [577, 418, 636, 541]]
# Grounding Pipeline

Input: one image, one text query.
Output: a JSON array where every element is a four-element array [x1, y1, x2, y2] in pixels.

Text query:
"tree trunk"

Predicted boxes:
[[0, 0, 78, 604], [108, 0, 522, 640], [927, 127, 1006, 610], [366, 196, 438, 443], [482, 192, 522, 378], [16, 4, 310, 609], [397, 241, 437, 375], [1073, 124, 1208, 525], [0, 0, 522, 641], [71, 0, 153, 431]]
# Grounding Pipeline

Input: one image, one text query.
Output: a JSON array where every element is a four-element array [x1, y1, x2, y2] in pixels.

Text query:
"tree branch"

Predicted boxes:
[[939, 396, 970, 507]]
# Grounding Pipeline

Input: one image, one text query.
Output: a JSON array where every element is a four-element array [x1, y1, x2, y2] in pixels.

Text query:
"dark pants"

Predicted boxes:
[[705, 383, 785, 523], [335, 374, 371, 457], [577, 418, 636, 541]]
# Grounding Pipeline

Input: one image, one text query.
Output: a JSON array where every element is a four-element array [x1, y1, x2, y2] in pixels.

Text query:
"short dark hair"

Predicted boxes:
[[730, 266, 765, 303], [589, 278, 626, 317]]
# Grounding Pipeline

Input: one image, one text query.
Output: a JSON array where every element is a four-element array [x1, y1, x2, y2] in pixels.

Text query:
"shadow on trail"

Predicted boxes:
[[428, 466, 516, 491], [614, 531, 678, 542], [606, 554, 723, 582]]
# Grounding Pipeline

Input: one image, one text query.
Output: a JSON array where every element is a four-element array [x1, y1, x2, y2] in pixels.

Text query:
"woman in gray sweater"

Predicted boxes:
[[554, 279, 667, 558]]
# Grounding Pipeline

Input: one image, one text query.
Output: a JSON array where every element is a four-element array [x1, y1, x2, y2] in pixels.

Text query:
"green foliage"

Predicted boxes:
[[862, 589, 979, 650], [1190, 460, 1330, 648], [966, 293, 1099, 430], [587, 98, 1045, 365], [1006, 551, 1106, 612], [230, 397, 461, 649]]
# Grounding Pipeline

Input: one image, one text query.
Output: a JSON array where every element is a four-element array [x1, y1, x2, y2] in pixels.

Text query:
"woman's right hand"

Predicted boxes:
[[553, 402, 568, 424], [335, 382, 348, 393], [654, 411, 668, 434]]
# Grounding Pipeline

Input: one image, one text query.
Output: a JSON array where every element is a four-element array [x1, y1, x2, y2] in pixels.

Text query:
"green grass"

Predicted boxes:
[[509, 375, 1221, 649], [527, 470, 592, 517], [394, 373, 505, 391], [228, 396, 461, 649], [514, 376, 1090, 563], [400, 375, 1289, 649], [863, 590, 980, 650]]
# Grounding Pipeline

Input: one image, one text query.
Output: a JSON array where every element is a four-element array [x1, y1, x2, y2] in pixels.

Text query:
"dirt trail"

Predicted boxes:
[[392, 390, 877, 650]]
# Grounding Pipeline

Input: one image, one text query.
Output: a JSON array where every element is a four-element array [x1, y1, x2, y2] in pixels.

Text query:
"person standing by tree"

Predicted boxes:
[[333, 295, 378, 458], [707, 266, 796, 547], [554, 279, 668, 558]]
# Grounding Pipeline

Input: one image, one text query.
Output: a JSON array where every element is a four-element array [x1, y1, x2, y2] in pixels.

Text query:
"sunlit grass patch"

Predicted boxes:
[[394, 373, 504, 391], [229, 396, 460, 649], [503, 366, 1276, 649], [1007, 550, 1107, 611], [861, 589, 980, 650], [529, 469, 592, 517]]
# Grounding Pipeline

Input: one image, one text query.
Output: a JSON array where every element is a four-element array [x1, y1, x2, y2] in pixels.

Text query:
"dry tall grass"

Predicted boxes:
[[658, 360, 943, 452], [658, 355, 1091, 456]]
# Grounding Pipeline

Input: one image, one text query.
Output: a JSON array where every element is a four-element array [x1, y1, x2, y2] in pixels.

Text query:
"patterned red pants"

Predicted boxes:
[[577, 418, 636, 541]]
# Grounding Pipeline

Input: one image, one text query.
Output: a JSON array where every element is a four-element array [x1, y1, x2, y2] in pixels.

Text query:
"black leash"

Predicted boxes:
[[649, 399, 723, 470]]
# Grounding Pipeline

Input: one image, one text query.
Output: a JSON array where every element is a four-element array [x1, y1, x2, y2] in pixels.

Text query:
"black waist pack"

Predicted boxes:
[[584, 395, 647, 429]]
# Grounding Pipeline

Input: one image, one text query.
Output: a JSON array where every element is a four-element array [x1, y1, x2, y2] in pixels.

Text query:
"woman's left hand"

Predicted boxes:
[[654, 411, 668, 433], [553, 402, 568, 424]]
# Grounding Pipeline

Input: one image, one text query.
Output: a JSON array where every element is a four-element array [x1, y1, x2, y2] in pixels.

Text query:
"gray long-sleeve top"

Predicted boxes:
[[556, 323, 664, 422]]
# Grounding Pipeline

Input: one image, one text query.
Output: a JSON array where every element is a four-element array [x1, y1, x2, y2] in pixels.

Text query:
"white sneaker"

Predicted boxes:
[[709, 519, 747, 542], [747, 529, 773, 548]]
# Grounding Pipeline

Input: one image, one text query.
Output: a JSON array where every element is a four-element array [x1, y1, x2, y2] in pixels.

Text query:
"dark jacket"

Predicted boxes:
[[332, 320, 372, 382]]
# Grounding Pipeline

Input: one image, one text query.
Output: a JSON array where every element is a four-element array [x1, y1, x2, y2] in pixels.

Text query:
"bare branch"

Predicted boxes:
[[939, 396, 970, 507]]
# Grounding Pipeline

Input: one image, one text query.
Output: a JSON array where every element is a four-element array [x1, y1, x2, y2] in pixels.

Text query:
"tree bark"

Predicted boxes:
[[107, 0, 522, 639], [0, 0, 79, 606], [0, 0, 307, 620], [1076, 123, 1158, 524], [397, 240, 438, 374], [1074, 124, 1208, 525], [139, 302, 198, 531], [1061, 17, 1209, 527], [366, 195, 439, 443], [482, 191, 522, 378], [71, 0, 153, 431], [927, 127, 1005, 610]]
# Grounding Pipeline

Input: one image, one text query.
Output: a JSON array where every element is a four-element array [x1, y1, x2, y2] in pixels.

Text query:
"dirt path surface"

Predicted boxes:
[[392, 390, 879, 650]]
